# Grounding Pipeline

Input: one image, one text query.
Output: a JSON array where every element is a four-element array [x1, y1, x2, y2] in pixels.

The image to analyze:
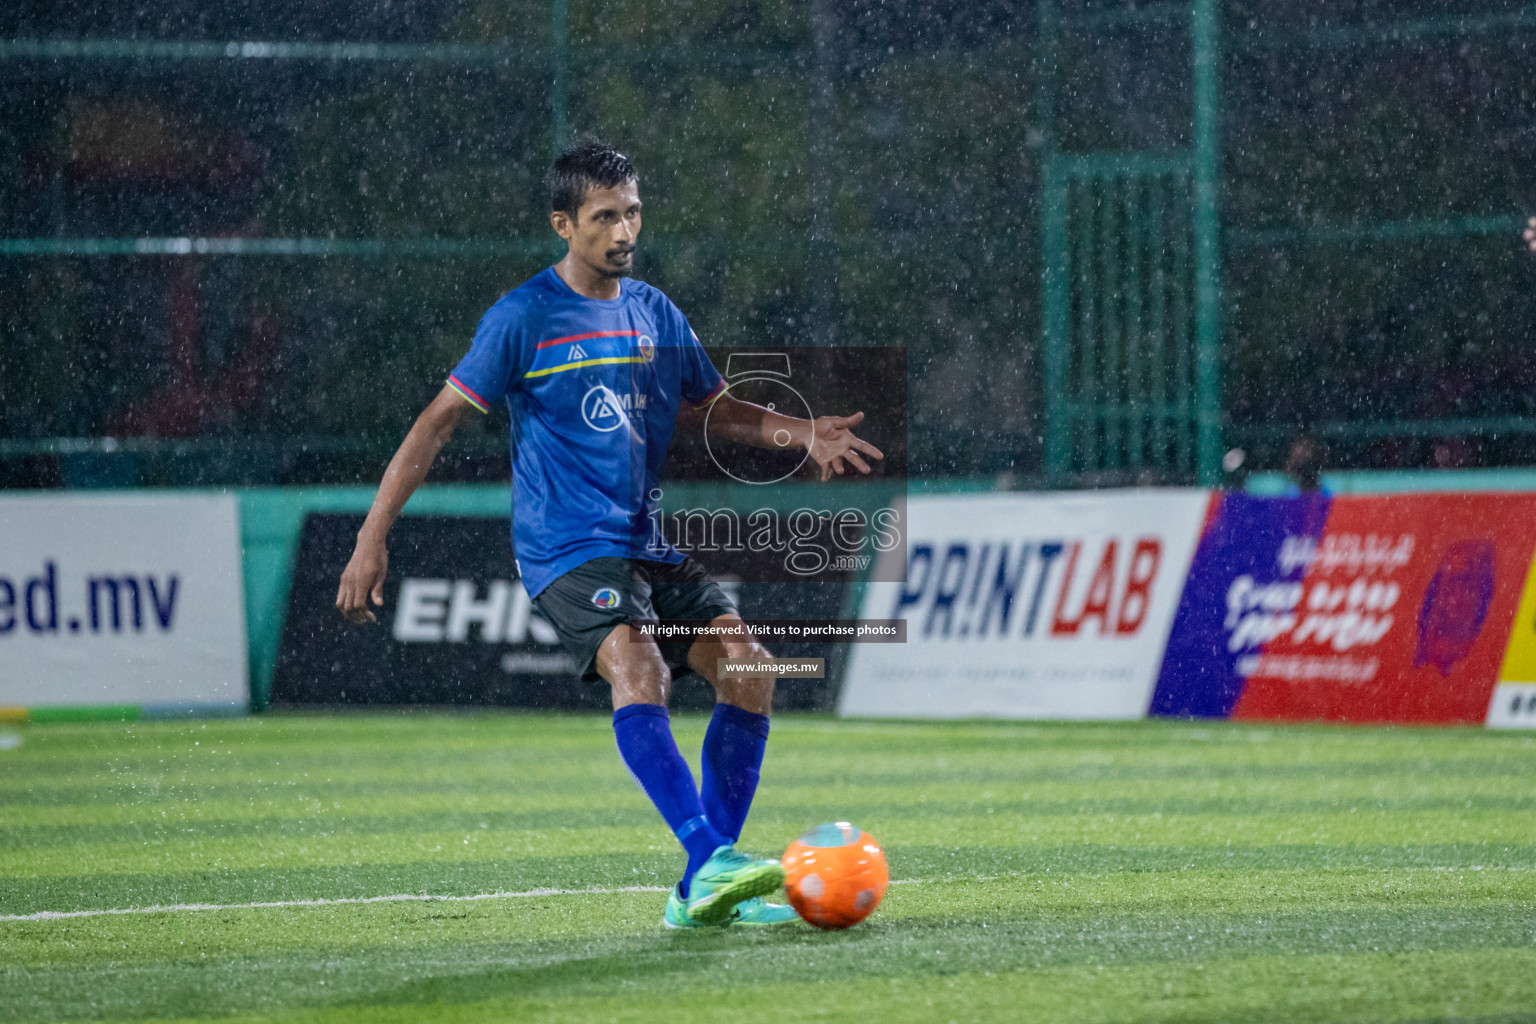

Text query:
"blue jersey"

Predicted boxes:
[[446, 266, 726, 598]]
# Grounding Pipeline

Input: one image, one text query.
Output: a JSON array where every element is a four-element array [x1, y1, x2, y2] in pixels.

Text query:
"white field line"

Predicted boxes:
[[6, 866, 1527, 924], [0, 885, 669, 923], [0, 878, 927, 924]]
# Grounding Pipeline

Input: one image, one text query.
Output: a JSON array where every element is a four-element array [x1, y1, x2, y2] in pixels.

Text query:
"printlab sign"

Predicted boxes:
[[840, 490, 1208, 720]]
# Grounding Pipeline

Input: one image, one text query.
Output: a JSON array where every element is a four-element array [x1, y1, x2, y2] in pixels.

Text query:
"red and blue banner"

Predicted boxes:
[[1151, 492, 1536, 726], [1150, 492, 1330, 719], [841, 488, 1536, 727]]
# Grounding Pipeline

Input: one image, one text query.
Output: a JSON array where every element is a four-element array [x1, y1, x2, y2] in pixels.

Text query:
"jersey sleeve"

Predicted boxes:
[[674, 306, 726, 410], [447, 306, 529, 413]]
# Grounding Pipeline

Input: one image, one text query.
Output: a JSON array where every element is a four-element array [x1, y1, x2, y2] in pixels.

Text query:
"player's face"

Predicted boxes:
[[558, 182, 642, 279]]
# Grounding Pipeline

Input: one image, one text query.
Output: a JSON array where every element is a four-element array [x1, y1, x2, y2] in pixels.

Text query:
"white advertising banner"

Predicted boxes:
[[1486, 684, 1536, 730], [0, 493, 248, 709], [839, 489, 1210, 720]]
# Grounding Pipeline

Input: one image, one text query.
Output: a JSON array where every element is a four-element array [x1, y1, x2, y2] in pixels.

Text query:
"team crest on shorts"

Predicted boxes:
[[637, 334, 656, 362], [591, 587, 622, 609]]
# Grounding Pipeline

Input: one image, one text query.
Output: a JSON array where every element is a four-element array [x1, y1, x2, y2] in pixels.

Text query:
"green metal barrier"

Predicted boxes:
[[1042, 154, 1198, 479], [1246, 467, 1536, 497], [1039, 0, 1223, 485]]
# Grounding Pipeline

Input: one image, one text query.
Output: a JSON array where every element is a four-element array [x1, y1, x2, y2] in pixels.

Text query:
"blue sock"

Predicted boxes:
[[701, 702, 770, 844], [612, 703, 728, 898]]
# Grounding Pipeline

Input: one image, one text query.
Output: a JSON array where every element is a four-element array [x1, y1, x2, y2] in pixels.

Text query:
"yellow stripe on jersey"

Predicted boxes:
[[446, 376, 490, 413], [692, 379, 728, 411], [523, 355, 645, 380]]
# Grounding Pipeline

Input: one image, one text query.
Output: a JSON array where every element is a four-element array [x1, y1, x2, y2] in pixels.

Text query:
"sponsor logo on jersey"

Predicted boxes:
[[568, 343, 588, 360], [581, 385, 629, 432], [591, 586, 622, 609], [581, 385, 648, 431]]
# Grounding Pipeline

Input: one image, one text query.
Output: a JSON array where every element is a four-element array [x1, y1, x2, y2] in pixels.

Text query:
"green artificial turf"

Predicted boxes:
[[1, 713, 1533, 1023]]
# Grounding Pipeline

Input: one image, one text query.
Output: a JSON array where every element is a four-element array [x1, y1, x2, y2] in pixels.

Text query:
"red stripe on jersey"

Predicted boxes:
[[534, 330, 641, 350], [692, 378, 728, 411], [447, 375, 490, 411]]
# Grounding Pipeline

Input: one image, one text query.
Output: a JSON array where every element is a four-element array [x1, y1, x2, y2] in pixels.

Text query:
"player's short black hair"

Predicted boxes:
[[547, 136, 638, 219]]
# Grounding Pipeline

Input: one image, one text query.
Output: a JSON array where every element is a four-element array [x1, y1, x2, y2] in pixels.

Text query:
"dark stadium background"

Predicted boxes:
[[4, 0, 1535, 492]]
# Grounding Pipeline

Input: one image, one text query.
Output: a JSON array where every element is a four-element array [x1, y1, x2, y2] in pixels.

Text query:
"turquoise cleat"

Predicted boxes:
[[729, 896, 802, 927], [663, 885, 714, 929], [662, 887, 801, 929], [684, 845, 785, 926]]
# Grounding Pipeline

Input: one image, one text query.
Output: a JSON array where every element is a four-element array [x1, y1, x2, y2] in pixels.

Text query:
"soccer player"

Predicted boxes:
[[335, 138, 882, 928]]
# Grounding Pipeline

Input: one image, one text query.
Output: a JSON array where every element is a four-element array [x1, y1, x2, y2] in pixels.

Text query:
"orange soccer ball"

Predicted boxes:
[[782, 822, 888, 930]]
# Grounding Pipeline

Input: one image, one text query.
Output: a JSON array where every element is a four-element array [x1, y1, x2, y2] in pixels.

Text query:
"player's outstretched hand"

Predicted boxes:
[[336, 539, 388, 624], [808, 411, 884, 482], [1525, 217, 1536, 253]]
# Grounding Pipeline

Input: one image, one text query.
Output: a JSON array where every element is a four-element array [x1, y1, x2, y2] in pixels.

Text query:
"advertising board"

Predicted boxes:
[[0, 493, 248, 712], [838, 490, 1210, 719], [1151, 492, 1536, 726], [273, 513, 854, 709], [1487, 547, 1536, 729]]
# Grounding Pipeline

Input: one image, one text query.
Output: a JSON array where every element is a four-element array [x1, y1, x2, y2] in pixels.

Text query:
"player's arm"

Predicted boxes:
[[705, 391, 884, 482], [336, 385, 474, 623]]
